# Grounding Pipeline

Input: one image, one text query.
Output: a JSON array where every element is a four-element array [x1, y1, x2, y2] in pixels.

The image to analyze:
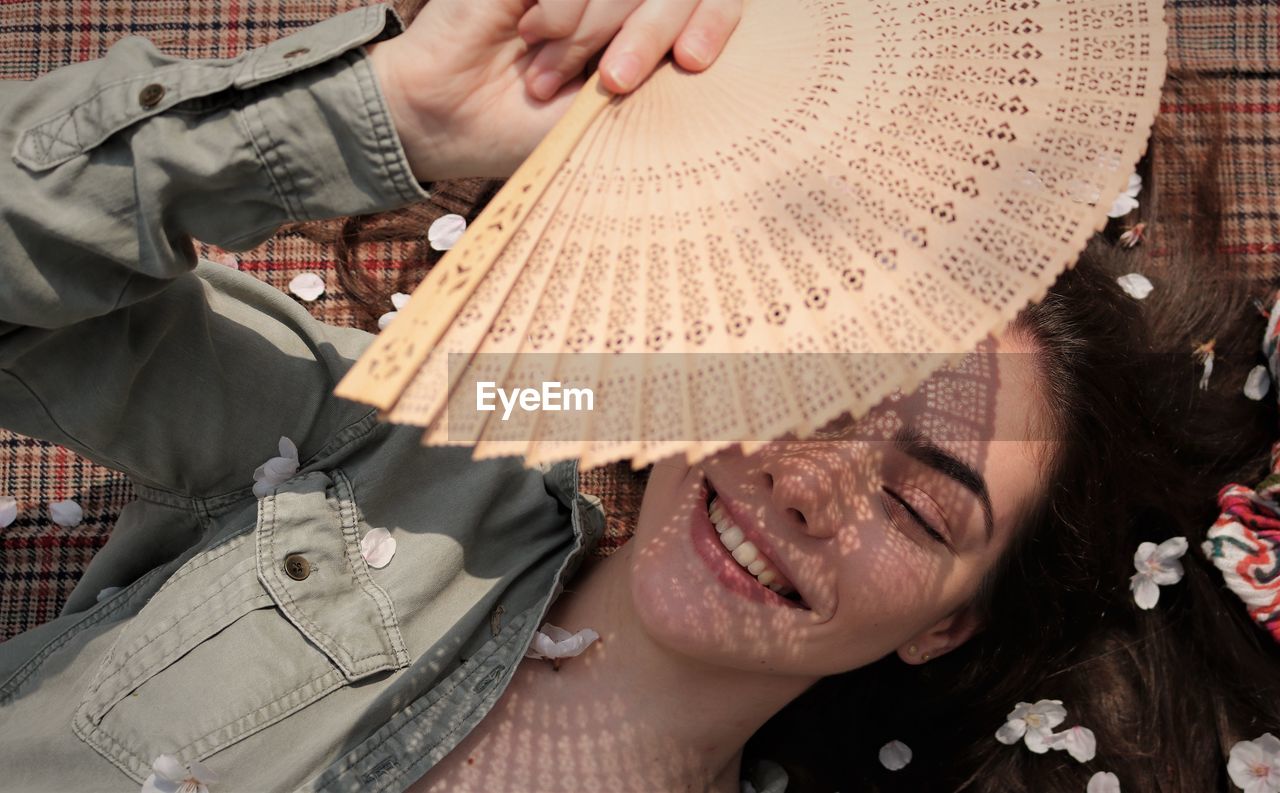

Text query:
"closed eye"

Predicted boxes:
[[880, 486, 952, 550]]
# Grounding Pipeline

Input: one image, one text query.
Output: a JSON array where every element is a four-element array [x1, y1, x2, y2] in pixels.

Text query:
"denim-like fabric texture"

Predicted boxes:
[[0, 8, 606, 789]]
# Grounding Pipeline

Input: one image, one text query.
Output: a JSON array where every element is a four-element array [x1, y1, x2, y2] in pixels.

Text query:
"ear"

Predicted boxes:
[[896, 606, 983, 665]]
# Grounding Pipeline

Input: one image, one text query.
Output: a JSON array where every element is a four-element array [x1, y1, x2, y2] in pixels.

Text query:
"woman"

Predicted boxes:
[[0, 3, 1273, 793]]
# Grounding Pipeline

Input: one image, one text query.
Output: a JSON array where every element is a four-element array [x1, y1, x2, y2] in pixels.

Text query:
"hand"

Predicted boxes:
[[367, 0, 742, 182]]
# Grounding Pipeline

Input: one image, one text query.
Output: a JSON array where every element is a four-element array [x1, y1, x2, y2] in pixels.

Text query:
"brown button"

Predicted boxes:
[[138, 83, 165, 109], [284, 554, 311, 581], [283, 47, 310, 59]]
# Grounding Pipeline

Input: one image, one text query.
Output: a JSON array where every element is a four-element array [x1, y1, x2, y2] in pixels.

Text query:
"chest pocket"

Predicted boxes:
[[72, 469, 408, 782]]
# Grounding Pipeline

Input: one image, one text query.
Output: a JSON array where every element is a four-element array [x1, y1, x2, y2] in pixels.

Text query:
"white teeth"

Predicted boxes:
[[708, 496, 801, 605], [732, 541, 759, 567], [720, 525, 744, 551]]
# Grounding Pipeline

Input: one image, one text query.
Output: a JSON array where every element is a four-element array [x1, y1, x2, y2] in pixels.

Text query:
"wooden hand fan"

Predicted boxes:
[[335, 0, 1168, 470]]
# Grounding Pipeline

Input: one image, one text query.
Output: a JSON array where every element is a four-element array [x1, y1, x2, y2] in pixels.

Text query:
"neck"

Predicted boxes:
[[523, 541, 816, 792]]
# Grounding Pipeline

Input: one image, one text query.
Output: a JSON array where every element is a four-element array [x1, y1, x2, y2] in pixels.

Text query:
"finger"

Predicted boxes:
[[524, 2, 638, 100], [518, 0, 589, 43], [672, 0, 743, 72], [597, 0, 702, 94]]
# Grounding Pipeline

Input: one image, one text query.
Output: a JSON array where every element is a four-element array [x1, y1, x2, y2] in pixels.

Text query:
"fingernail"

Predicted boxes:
[[682, 35, 711, 69], [605, 53, 640, 92], [531, 71, 561, 100]]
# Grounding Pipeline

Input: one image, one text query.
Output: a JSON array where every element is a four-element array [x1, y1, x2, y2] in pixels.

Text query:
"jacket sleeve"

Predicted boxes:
[[0, 4, 431, 498]]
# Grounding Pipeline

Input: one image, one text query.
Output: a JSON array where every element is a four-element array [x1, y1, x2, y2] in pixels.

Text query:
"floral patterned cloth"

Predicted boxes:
[[1202, 295, 1280, 644]]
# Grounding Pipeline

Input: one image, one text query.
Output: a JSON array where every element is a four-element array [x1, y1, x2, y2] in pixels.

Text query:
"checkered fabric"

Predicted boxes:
[[0, 0, 1275, 641]]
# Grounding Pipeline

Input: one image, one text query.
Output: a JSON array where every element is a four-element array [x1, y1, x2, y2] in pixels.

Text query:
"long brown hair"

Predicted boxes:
[[746, 71, 1280, 792]]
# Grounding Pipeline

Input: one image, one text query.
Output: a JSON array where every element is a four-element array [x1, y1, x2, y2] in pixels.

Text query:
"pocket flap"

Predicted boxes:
[[256, 470, 409, 681]]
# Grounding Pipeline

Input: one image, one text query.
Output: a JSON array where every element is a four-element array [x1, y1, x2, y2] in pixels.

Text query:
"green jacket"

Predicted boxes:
[[0, 6, 606, 791]]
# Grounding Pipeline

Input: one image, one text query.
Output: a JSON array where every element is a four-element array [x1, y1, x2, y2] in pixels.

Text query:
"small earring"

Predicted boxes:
[[922, 652, 932, 662], [907, 644, 918, 656]]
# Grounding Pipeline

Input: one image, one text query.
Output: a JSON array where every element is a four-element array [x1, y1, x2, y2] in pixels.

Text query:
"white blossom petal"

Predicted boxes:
[[1148, 561, 1185, 586], [97, 586, 122, 603], [1005, 702, 1034, 722], [252, 436, 300, 499], [377, 311, 398, 331], [1106, 173, 1143, 218], [524, 623, 600, 660], [0, 496, 16, 528], [878, 740, 912, 771], [1024, 727, 1054, 754], [152, 754, 187, 783], [360, 527, 397, 569], [287, 272, 325, 302], [1046, 725, 1097, 763], [1131, 573, 1161, 610], [186, 761, 218, 786], [391, 292, 411, 311], [1116, 273, 1153, 300], [1229, 734, 1280, 793], [49, 499, 83, 528], [141, 754, 215, 793], [995, 719, 1027, 745], [1088, 771, 1121, 793], [1108, 193, 1140, 219], [1245, 365, 1272, 401], [428, 214, 467, 251], [1156, 536, 1189, 562], [141, 755, 184, 793]]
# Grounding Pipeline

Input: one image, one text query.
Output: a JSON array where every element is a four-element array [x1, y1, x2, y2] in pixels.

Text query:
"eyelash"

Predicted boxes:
[[881, 486, 949, 547]]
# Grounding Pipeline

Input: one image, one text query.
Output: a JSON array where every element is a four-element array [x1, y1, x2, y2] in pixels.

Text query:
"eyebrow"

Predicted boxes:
[[891, 426, 994, 544]]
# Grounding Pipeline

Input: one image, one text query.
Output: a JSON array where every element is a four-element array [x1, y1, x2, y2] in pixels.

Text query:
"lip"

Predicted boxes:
[[691, 476, 808, 610]]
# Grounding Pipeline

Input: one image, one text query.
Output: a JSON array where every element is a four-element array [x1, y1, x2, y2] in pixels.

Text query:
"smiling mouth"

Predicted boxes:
[[704, 486, 809, 609]]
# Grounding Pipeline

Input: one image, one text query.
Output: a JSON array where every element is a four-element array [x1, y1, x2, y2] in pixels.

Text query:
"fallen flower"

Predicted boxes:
[[1245, 365, 1271, 402], [1116, 273, 1154, 300], [141, 754, 218, 793], [878, 740, 912, 771], [995, 699, 1067, 753], [1194, 340, 1216, 391], [377, 292, 412, 331], [1045, 725, 1097, 763], [1130, 536, 1188, 610], [429, 214, 467, 251], [1088, 771, 1121, 793], [360, 527, 397, 569], [1228, 733, 1280, 793], [1108, 173, 1142, 219], [252, 437, 299, 499], [525, 623, 600, 667], [0, 496, 16, 528], [50, 499, 83, 528], [288, 272, 326, 302], [1119, 222, 1146, 248]]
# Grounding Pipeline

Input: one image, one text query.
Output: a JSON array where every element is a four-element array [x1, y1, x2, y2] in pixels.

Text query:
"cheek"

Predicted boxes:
[[833, 517, 951, 637]]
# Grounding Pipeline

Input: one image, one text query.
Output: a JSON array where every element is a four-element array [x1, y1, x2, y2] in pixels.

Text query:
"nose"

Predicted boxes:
[[760, 451, 838, 539]]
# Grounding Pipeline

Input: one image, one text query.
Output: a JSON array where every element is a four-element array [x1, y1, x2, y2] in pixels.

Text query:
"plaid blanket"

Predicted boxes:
[[1, 0, 1276, 641]]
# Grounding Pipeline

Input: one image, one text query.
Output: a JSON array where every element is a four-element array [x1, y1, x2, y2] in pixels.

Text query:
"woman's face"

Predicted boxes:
[[625, 331, 1050, 677]]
